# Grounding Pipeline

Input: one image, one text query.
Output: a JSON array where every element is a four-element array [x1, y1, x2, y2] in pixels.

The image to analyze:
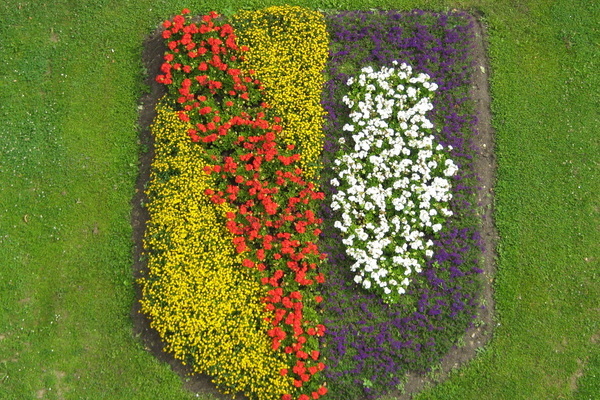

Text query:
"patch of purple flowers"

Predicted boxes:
[[320, 10, 484, 399]]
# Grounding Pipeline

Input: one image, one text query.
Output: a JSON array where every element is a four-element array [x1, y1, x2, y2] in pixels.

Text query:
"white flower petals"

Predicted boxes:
[[330, 63, 456, 303]]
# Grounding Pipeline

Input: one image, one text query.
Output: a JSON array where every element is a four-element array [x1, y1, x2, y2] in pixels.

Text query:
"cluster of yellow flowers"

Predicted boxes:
[[140, 102, 293, 398], [232, 6, 329, 179]]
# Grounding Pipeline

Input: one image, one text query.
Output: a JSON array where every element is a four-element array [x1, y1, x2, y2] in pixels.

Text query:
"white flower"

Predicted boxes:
[[329, 63, 456, 303]]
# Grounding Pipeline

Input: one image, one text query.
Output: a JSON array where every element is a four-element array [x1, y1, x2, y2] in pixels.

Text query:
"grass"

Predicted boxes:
[[0, 0, 597, 399]]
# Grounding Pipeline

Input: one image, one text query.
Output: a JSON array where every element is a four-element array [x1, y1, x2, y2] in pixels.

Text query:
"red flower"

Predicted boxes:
[[281, 297, 293, 309], [296, 350, 308, 359], [294, 222, 306, 234], [311, 350, 320, 360], [178, 111, 189, 122], [202, 134, 217, 143], [290, 291, 302, 300]]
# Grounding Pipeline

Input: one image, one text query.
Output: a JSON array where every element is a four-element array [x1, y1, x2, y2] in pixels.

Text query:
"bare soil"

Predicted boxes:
[[130, 12, 497, 400]]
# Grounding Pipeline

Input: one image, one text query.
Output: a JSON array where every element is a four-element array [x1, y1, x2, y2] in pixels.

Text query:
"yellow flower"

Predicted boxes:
[[232, 6, 329, 180]]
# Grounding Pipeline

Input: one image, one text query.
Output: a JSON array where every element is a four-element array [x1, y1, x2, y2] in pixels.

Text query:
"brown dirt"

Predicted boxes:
[[130, 12, 497, 400]]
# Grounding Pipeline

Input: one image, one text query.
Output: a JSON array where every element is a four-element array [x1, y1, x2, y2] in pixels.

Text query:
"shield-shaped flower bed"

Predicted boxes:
[[139, 6, 486, 400]]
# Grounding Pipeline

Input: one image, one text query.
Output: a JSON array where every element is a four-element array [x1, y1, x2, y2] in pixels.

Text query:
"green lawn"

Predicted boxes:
[[0, 0, 597, 399]]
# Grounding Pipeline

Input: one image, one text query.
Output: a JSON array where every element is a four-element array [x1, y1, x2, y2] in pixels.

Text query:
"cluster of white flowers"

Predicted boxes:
[[330, 62, 457, 303]]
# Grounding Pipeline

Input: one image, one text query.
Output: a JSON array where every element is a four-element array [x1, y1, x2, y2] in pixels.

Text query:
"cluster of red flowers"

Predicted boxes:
[[157, 10, 328, 400]]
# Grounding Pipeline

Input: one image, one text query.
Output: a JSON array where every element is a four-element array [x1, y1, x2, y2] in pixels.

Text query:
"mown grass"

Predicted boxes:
[[0, 0, 597, 400]]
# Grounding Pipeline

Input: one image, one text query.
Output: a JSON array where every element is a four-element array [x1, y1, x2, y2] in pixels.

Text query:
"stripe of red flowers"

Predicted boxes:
[[157, 10, 328, 400]]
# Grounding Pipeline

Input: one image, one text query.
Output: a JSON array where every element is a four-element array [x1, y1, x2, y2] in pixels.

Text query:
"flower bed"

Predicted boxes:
[[140, 6, 483, 400]]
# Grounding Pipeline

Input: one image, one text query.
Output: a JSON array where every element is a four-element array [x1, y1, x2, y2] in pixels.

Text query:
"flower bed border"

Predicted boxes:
[[130, 10, 497, 400]]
